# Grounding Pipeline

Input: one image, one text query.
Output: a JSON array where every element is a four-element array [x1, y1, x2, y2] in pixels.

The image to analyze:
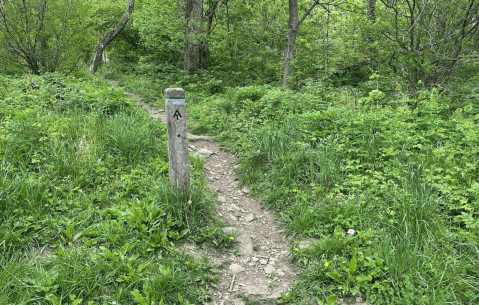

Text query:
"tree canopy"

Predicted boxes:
[[0, 0, 478, 89]]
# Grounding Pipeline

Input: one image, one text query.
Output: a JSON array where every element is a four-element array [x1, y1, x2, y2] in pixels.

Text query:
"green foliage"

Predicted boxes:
[[371, 0, 479, 89], [0, 74, 223, 304], [89, 0, 144, 66], [131, 0, 185, 74], [2, 0, 479, 303], [0, 0, 94, 75], [104, 0, 478, 92], [188, 81, 479, 304]]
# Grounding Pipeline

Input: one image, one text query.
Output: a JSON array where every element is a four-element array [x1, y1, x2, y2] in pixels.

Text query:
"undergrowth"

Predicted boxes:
[[186, 77, 479, 304], [0, 73, 232, 304]]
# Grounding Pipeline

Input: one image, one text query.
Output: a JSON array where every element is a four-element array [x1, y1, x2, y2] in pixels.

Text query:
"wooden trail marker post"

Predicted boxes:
[[165, 88, 190, 193]]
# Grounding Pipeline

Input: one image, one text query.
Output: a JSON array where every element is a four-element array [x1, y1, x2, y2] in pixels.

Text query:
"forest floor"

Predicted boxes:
[[99, 70, 479, 304], [109, 81, 368, 305], [109, 81, 296, 304]]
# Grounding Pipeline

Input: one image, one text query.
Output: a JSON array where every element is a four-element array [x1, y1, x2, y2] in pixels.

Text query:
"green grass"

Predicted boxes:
[[186, 79, 479, 304], [9, 69, 478, 304], [0, 73, 231, 304]]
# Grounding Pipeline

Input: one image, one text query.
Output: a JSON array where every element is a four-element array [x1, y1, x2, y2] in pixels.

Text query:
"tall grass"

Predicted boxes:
[[0, 74, 223, 304], [242, 120, 342, 193], [187, 81, 479, 304]]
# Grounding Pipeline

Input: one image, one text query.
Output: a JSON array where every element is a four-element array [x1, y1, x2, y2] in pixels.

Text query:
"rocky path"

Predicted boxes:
[[109, 83, 297, 304], [189, 141, 296, 305]]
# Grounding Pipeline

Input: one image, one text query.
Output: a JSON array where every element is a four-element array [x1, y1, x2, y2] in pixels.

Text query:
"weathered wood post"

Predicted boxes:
[[165, 88, 190, 193]]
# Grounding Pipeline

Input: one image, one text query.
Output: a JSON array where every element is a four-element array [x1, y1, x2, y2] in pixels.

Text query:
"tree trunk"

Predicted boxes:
[[282, 0, 299, 87], [283, 0, 320, 87], [367, 0, 377, 24], [362, 0, 377, 54], [200, 0, 219, 71], [185, 0, 203, 74], [200, 41, 208, 70], [90, 0, 135, 74]]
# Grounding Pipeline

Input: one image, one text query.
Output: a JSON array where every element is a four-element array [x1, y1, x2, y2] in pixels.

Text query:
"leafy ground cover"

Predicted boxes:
[[185, 78, 479, 304], [0, 74, 232, 304]]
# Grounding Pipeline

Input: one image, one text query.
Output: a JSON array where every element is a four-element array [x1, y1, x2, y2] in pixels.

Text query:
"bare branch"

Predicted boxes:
[[298, 0, 320, 26]]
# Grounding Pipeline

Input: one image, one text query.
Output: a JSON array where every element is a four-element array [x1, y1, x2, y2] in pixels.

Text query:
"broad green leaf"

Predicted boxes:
[[46, 294, 60, 305], [327, 294, 338, 305], [356, 275, 373, 284], [131, 291, 147, 305], [326, 272, 341, 282], [349, 256, 357, 274], [72, 299, 83, 305], [138, 261, 150, 273]]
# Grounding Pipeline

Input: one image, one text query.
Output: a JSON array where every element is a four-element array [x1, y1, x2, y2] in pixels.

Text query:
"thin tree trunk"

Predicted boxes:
[[200, 0, 220, 70], [367, 0, 377, 24], [185, 0, 203, 74], [90, 0, 135, 74], [225, 0, 236, 78], [282, 0, 299, 87], [283, 0, 319, 87]]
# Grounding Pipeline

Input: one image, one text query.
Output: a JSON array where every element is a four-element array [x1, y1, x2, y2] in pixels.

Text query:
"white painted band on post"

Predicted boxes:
[[165, 99, 186, 105]]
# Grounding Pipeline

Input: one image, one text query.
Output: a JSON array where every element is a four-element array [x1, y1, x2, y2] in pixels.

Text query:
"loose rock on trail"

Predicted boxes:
[[112, 82, 297, 304], [190, 140, 296, 305]]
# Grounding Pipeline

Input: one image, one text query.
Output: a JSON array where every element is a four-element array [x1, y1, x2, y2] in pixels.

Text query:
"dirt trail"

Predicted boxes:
[[188, 140, 296, 305], [109, 82, 297, 304]]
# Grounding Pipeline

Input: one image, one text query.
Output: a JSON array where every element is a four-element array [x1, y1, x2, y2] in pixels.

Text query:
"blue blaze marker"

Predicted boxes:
[[165, 99, 186, 105]]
